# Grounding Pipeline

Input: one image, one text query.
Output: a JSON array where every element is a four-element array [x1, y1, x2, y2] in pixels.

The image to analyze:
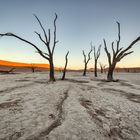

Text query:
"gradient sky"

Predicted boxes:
[[0, 0, 140, 69]]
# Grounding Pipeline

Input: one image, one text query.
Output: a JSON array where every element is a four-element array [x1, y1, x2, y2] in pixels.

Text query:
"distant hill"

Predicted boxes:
[[0, 60, 50, 68], [0, 60, 51, 72], [89, 67, 140, 73]]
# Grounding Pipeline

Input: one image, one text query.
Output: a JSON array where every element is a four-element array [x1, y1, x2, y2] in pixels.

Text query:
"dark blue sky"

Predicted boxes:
[[0, 0, 140, 69]]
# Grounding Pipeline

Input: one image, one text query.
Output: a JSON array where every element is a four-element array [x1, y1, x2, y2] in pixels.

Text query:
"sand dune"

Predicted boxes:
[[0, 60, 50, 68]]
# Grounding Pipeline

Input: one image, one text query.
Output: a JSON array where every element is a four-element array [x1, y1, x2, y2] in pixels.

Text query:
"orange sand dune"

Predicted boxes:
[[0, 60, 50, 68]]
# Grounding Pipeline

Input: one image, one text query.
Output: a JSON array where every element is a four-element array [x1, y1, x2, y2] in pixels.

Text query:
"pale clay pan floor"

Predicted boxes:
[[0, 72, 140, 140]]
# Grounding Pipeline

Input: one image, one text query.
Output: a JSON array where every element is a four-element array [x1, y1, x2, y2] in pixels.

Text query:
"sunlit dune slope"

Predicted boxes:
[[0, 60, 50, 68]]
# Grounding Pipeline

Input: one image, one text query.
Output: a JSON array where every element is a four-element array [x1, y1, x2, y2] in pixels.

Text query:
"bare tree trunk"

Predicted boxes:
[[61, 51, 69, 80], [107, 67, 115, 81], [94, 60, 97, 77], [31, 64, 35, 73], [82, 47, 93, 76], [32, 68, 34, 73], [100, 67, 103, 73], [83, 63, 87, 76], [92, 43, 101, 77], [49, 59, 55, 81], [99, 63, 105, 73], [31, 67, 35, 73]]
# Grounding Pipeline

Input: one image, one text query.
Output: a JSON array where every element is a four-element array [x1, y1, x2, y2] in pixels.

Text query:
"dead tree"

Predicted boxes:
[[61, 51, 69, 80], [31, 66, 35, 73], [0, 68, 15, 74], [0, 14, 58, 81], [30, 64, 36, 73], [82, 47, 93, 76], [103, 22, 140, 81], [91, 43, 101, 77], [99, 63, 103, 73], [99, 63, 106, 73], [31, 67, 35, 73]]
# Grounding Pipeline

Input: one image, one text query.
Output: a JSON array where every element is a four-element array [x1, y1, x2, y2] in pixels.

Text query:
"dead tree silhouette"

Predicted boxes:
[[0, 14, 58, 81], [0, 68, 15, 74], [82, 47, 93, 76], [31, 67, 35, 73], [99, 63, 106, 73], [91, 43, 101, 77], [30, 64, 36, 73], [103, 22, 140, 81], [61, 51, 69, 80]]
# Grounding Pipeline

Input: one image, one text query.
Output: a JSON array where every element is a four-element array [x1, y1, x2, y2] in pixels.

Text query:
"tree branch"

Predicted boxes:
[[61, 51, 69, 80], [116, 21, 120, 52], [96, 44, 101, 59], [103, 39, 111, 66], [93, 46, 96, 59], [52, 13, 58, 55], [33, 14, 48, 43], [118, 36, 140, 58], [82, 50, 86, 63], [87, 47, 93, 63], [34, 31, 47, 46], [34, 14, 52, 56], [117, 51, 134, 62], [0, 33, 49, 60], [35, 50, 49, 57], [48, 29, 51, 45], [111, 41, 115, 55]]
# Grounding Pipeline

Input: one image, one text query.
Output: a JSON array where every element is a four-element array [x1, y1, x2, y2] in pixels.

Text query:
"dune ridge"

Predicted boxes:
[[0, 60, 50, 68]]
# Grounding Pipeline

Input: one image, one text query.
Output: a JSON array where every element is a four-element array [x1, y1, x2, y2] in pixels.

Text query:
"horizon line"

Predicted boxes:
[[0, 59, 140, 70]]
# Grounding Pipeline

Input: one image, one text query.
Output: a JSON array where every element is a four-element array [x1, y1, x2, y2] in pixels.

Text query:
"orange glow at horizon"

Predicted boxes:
[[0, 60, 50, 68], [0, 58, 140, 70]]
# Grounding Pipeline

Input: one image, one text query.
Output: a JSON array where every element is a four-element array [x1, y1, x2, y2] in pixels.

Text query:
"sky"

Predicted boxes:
[[0, 0, 140, 69]]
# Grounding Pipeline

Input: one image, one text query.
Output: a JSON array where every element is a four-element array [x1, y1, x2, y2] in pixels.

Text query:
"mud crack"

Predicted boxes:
[[79, 98, 106, 128], [65, 79, 89, 83], [27, 89, 69, 140], [0, 99, 21, 109], [79, 98, 124, 139], [0, 83, 35, 94], [102, 88, 140, 103]]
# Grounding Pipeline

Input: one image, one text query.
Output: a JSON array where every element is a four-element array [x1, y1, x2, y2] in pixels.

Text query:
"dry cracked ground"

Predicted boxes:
[[0, 72, 140, 140]]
